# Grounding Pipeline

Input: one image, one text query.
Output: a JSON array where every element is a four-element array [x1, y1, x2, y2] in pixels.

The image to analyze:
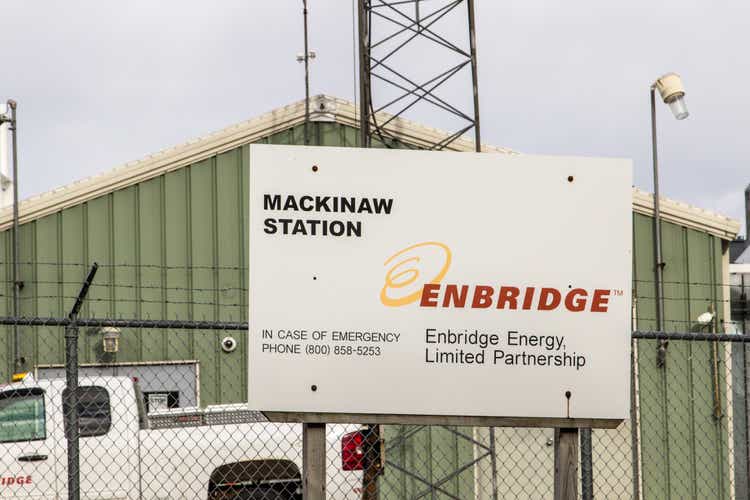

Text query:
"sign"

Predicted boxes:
[[249, 144, 632, 421]]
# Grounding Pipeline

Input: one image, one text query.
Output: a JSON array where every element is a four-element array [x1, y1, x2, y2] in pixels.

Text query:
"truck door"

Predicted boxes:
[[59, 383, 139, 499], [0, 387, 59, 499]]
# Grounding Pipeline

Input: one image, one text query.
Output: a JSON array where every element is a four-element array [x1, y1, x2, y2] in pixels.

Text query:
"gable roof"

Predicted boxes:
[[0, 95, 740, 240], [735, 244, 750, 264]]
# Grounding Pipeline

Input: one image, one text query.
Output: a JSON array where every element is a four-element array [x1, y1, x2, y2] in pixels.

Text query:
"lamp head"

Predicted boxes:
[[655, 73, 689, 120], [101, 327, 121, 354]]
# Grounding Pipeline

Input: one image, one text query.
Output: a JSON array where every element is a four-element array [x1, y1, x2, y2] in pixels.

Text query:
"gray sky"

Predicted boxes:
[[1, 1, 748, 235]]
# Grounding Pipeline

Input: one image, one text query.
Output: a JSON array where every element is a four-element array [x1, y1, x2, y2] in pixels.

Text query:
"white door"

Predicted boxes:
[[0, 387, 60, 499]]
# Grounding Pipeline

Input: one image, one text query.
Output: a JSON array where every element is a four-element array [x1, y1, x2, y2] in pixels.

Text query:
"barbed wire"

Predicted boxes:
[[634, 295, 728, 304], [0, 280, 245, 293], [0, 281, 746, 295], [3, 263, 750, 288], [11, 295, 244, 307], [0, 261, 247, 270], [634, 279, 750, 289]]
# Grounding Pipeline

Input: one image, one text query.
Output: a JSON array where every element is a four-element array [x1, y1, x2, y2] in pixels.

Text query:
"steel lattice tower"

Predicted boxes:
[[357, 0, 481, 152]]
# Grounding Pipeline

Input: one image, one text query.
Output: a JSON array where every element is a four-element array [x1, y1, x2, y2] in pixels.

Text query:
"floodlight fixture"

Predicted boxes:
[[654, 73, 689, 120]]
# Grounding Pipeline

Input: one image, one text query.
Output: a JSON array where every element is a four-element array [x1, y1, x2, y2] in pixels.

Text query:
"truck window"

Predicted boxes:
[[208, 460, 302, 500], [0, 388, 46, 443], [62, 386, 111, 437]]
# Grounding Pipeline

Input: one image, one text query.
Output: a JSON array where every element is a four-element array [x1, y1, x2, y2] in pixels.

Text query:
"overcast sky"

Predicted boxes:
[[1, 1, 748, 235]]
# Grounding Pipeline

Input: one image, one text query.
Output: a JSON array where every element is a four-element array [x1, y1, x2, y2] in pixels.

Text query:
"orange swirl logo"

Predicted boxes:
[[380, 242, 452, 307]]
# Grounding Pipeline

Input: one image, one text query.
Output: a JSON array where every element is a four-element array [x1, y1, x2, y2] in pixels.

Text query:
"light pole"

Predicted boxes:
[[651, 73, 689, 367]]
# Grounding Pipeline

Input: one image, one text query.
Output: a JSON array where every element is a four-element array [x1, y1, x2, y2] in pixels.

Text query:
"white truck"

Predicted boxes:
[[0, 375, 364, 499]]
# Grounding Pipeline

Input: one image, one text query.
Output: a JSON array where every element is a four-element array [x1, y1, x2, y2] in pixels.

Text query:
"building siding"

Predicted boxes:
[[0, 120, 733, 498], [633, 212, 730, 499]]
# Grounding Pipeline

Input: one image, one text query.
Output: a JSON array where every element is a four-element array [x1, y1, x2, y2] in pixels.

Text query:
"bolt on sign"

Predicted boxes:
[[249, 144, 632, 424]]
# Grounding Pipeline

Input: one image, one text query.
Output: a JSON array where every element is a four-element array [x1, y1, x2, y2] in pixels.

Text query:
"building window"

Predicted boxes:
[[0, 389, 46, 443], [63, 386, 111, 438]]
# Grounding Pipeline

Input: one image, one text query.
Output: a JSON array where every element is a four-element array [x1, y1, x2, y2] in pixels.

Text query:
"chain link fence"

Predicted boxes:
[[0, 263, 747, 498], [1, 321, 746, 499]]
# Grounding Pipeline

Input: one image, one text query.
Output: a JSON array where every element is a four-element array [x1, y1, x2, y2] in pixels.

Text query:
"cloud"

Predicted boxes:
[[0, 0, 748, 236]]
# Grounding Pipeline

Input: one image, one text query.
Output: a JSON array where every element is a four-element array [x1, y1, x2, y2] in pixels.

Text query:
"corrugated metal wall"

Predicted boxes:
[[0, 120, 733, 498], [632, 212, 731, 499]]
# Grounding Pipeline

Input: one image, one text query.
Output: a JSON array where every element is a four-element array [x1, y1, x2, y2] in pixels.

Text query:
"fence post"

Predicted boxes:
[[362, 424, 382, 500], [580, 428, 593, 500], [64, 324, 80, 500], [554, 428, 579, 500], [64, 263, 98, 500], [489, 427, 498, 500], [303, 422, 326, 500]]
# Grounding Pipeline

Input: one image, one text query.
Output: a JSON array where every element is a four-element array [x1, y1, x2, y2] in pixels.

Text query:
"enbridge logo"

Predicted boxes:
[[381, 242, 614, 312], [380, 242, 452, 307]]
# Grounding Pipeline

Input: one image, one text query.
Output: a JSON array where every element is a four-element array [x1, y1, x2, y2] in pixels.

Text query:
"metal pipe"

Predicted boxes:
[[634, 331, 750, 342], [488, 427, 498, 500], [466, 0, 481, 152], [710, 305, 723, 419], [64, 323, 80, 500], [303, 0, 311, 145], [580, 428, 593, 500], [7, 100, 20, 373], [357, 0, 370, 147], [743, 339, 750, 494], [629, 339, 641, 500], [64, 262, 98, 500], [651, 87, 667, 367], [0, 317, 249, 329]]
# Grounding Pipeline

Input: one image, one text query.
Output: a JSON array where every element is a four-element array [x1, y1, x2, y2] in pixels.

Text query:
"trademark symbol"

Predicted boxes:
[[612, 289, 624, 296]]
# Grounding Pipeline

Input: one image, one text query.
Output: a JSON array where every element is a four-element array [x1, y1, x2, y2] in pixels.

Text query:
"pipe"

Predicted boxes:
[[8, 100, 20, 373], [65, 262, 99, 500]]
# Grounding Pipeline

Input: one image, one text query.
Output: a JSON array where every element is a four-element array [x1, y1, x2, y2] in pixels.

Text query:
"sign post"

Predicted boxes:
[[302, 422, 326, 500], [554, 428, 579, 500]]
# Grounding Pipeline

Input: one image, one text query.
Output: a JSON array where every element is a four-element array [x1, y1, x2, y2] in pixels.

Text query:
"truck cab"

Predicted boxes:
[[0, 375, 361, 499], [0, 375, 140, 499]]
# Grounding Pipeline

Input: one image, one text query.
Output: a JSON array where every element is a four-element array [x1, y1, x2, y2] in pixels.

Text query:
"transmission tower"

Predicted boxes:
[[355, 3, 482, 499], [357, 0, 481, 152]]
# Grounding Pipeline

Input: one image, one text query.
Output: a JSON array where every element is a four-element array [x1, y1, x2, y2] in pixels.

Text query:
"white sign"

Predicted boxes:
[[249, 145, 632, 420]]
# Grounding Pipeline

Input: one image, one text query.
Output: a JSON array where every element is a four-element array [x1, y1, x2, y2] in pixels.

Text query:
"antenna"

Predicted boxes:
[[357, 0, 481, 152], [298, 1, 317, 145]]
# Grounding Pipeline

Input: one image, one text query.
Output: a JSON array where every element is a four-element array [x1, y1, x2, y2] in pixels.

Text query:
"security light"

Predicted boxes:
[[697, 311, 714, 326], [101, 327, 121, 353], [649, 71, 690, 350], [654, 73, 689, 120]]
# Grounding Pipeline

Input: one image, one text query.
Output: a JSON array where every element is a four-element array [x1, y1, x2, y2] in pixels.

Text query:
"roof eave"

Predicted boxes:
[[0, 95, 739, 242]]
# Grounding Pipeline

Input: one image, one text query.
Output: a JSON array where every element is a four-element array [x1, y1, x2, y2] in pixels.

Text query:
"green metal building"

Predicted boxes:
[[0, 95, 741, 498]]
